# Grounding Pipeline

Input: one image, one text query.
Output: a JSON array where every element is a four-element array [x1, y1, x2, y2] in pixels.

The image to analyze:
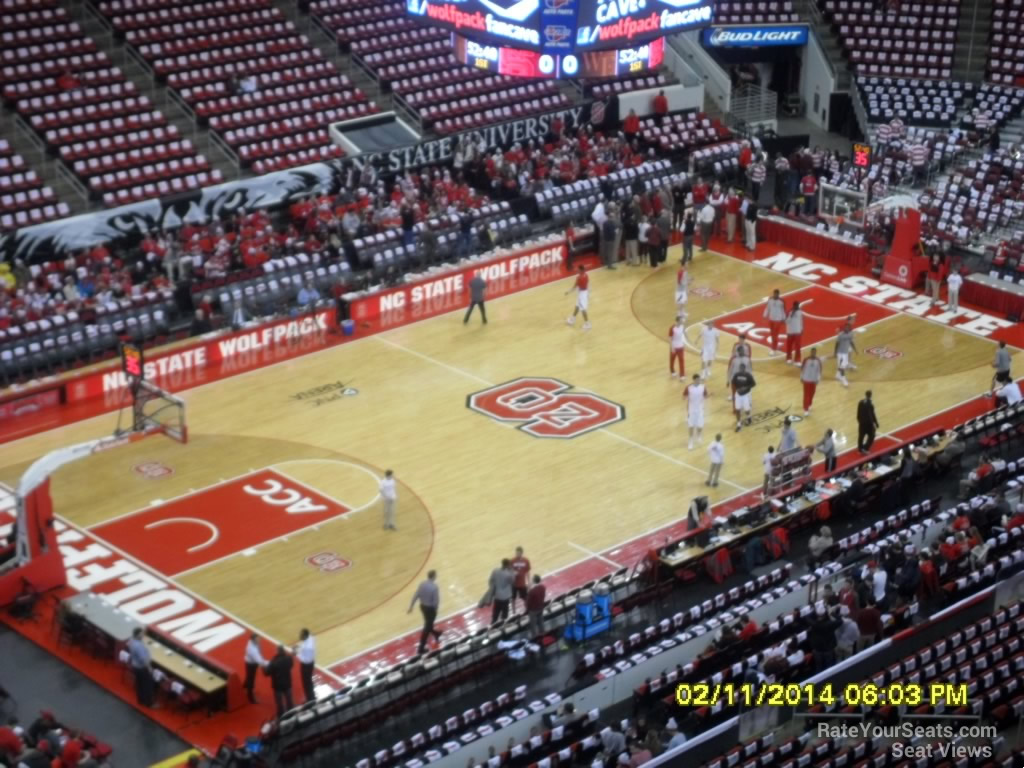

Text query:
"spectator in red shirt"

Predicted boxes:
[[855, 599, 883, 647], [739, 141, 752, 172], [737, 614, 758, 641], [510, 546, 531, 611], [800, 172, 818, 215], [0, 724, 23, 762], [652, 90, 668, 125], [56, 70, 81, 91], [724, 189, 741, 243], [525, 574, 546, 638], [838, 578, 859, 616], [958, 454, 994, 499], [939, 534, 965, 562], [691, 179, 708, 206], [623, 109, 640, 140]]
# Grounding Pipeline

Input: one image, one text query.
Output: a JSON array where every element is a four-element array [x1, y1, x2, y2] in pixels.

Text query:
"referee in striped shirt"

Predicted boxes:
[[408, 570, 442, 654]]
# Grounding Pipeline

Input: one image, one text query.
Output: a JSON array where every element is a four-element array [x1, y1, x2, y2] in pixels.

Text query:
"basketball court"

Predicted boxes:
[[0, 240, 1017, 680]]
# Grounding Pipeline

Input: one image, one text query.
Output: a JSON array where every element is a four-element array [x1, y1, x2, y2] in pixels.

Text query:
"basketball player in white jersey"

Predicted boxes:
[[685, 373, 708, 450], [700, 320, 719, 380], [675, 264, 689, 319], [834, 320, 857, 388], [668, 316, 686, 377]]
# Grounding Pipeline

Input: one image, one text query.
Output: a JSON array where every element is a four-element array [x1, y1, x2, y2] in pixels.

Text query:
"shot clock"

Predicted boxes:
[[121, 341, 144, 382]]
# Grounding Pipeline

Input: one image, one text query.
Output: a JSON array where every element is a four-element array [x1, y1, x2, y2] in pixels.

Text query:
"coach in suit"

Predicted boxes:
[[265, 644, 295, 717], [464, 274, 487, 324], [857, 390, 879, 453]]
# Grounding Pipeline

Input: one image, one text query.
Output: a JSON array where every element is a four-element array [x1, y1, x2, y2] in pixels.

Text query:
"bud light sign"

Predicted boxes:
[[702, 24, 809, 47]]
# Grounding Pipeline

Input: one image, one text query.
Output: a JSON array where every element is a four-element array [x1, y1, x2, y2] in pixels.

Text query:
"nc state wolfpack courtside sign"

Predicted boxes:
[[467, 377, 625, 438]]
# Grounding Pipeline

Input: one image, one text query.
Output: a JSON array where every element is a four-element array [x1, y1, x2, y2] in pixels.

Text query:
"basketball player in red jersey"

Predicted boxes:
[[566, 264, 591, 330]]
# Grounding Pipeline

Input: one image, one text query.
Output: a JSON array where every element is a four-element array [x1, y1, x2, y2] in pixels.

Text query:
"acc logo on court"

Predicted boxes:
[[133, 461, 174, 478], [305, 552, 352, 574], [467, 377, 625, 439], [866, 346, 903, 360], [691, 286, 722, 299]]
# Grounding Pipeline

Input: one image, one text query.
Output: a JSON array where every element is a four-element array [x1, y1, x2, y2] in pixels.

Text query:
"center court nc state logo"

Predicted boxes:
[[467, 377, 625, 438]]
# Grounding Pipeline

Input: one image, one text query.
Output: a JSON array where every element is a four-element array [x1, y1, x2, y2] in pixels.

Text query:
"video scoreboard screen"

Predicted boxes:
[[454, 34, 664, 78], [407, 0, 712, 54]]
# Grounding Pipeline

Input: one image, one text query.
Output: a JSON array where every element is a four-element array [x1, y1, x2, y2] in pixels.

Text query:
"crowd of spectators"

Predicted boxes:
[[1, 116, 707, 343], [450, 120, 656, 200], [0, 710, 111, 768]]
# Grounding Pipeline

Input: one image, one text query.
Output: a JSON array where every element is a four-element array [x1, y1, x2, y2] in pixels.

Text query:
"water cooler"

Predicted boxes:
[[564, 583, 612, 642]]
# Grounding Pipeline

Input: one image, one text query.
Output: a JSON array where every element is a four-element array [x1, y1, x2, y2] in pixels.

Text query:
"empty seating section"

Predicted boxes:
[[638, 110, 733, 156], [0, 0, 213, 206], [820, 0, 961, 78], [537, 160, 679, 224], [859, 77, 971, 126], [713, 0, 799, 23], [312, 0, 575, 134], [989, 0, 1024, 85], [918, 148, 1024, 245], [589, 73, 672, 99], [95, 0, 376, 172], [964, 83, 1024, 134], [0, 138, 68, 231]]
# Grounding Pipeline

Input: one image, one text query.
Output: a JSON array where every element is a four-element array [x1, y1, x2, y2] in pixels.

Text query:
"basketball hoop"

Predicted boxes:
[[0, 382, 187, 604], [127, 380, 188, 444]]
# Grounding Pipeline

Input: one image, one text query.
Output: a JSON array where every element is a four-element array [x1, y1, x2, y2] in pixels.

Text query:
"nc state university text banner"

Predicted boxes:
[[349, 239, 568, 326]]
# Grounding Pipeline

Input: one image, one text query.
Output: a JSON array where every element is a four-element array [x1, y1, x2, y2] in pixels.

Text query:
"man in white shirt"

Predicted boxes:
[[243, 633, 266, 703], [380, 469, 398, 530], [706, 433, 724, 487], [996, 379, 1023, 406], [591, 199, 607, 254], [295, 628, 316, 703], [863, 564, 887, 606], [946, 270, 963, 313]]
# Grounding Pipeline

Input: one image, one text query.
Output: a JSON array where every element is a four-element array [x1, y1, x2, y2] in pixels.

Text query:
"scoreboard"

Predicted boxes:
[[454, 34, 664, 78], [407, 0, 713, 61]]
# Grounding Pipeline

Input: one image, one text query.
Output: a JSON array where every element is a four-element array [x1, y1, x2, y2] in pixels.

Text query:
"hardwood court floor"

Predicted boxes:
[[0, 245, 1013, 667]]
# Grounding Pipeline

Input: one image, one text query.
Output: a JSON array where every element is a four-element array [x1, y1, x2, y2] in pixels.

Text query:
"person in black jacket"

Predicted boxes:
[[682, 210, 696, 265], [856, 390, 879, 453], [264, 644, 294, 717], [809, 607, 842, 671]]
